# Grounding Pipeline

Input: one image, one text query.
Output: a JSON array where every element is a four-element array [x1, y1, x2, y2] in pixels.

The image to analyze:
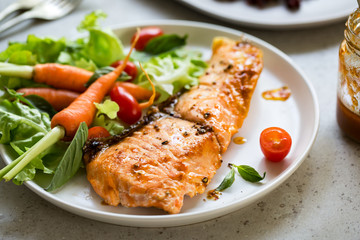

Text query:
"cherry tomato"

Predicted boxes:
[[110, 60, 138, 81], [260, 127, 292, 162], [110, 86, 142, 125], [131, 27, 164, 51], [88, 126, 110, 140]]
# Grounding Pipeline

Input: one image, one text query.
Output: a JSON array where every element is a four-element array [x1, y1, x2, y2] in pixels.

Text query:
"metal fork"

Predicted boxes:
[[0, 0, 44, 22], [0, 0, 82, 34]]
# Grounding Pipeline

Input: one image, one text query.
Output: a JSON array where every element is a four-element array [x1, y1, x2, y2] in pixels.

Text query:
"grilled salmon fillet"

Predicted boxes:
[[84, 37, 263, 214], [86, 116, 221, 214], [175, 37, 263, 153]]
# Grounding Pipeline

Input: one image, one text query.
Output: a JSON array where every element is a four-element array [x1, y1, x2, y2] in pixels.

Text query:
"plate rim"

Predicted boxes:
[[0, 20, 320, 227], [178, 0, 354, 29]]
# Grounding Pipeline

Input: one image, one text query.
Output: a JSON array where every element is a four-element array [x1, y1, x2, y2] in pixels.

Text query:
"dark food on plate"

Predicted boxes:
[[217, 0, 301, 10], [83, 37, 263, 214], [247, 0, 300, 10]]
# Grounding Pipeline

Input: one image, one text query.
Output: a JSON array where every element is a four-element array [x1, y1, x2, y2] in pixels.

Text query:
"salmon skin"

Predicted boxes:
[[83, 37, 263, 214]]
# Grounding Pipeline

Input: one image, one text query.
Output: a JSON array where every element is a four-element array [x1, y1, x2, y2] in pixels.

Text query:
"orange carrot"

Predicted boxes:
[[17, 88, 80, 111], [87, 126, 110, 140], [138, 63, 156, 109], [50, 29, 141, 138], [33, 64, 93, 93], [113, 82, 156, 101]]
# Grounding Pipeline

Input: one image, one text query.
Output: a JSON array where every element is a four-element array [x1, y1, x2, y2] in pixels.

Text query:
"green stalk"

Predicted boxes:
[[2, 126, 65, 181], [0, 62, 34, 79], [0, 154, 25, 179]]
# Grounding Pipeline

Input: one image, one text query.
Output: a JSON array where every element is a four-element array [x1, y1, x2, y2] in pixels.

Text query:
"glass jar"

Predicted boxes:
[[337, 8, 360, 142]]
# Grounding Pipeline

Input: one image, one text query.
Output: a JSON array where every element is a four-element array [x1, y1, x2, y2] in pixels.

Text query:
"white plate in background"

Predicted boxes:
[[0, 20, 319, 227], [178, 0, 356, 29]]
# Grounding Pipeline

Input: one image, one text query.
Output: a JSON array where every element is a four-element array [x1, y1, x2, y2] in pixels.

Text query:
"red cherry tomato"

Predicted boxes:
[[110, 60, 138, 81], [110, 86, 142, 125], [131, 27, 164, 51], [88, 126, 110, 140], [260, 127, 292, 162]]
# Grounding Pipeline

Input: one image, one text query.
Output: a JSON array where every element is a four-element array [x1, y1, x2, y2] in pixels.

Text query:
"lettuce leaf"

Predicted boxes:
[[0, 35, 66, 65], [0, 95, 66, 184], [0, 99, 49, 144], [93, 99, 124, 135], [135, 48, 207, 102], [77, 10, 124, 67]]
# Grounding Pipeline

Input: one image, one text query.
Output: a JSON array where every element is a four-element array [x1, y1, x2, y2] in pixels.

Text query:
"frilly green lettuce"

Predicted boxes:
[[135, 48, 207, 103]]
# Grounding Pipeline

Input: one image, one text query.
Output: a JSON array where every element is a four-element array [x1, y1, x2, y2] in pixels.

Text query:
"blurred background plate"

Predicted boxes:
[[178, 0, 357, 29]]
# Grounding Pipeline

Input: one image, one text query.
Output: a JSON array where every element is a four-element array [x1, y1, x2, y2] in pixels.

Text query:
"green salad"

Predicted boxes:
[[0, 10, 207, 191]]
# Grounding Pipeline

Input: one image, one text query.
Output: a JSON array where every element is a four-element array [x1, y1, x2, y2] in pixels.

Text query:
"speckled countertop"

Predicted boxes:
[[1, 0, 360, 239]]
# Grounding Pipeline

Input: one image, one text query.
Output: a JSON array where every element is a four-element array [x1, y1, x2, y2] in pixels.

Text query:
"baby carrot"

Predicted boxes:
[[138, 63, 156, 109], [33, 64, 93, 92], [51, 29, 141, 137], [0, 62, 92, 93], [113, 82, 155, 101], [17, 88, 80, 111]]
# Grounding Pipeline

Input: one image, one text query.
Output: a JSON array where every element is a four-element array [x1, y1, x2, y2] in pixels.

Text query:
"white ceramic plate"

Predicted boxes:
[[0, 20, 319, 227], [178, 0, 356, 29]]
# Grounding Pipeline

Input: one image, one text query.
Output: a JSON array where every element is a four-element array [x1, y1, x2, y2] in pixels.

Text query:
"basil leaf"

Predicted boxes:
[[25, 95, 57, 118], [84, 66, 130, 87], [235, 165, 266, 183], [215, 167, 235, 192], [45, 122, 88, 192], [144, 34, 187, 55]]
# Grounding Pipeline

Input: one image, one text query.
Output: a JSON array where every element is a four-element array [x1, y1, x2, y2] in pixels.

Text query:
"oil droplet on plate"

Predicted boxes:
[[262, 86, 291, 101], [233, 137, 247, 145]]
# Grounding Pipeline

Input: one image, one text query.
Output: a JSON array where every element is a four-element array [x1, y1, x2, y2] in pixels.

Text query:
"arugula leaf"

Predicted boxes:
[[232, 164, 266, 183], [46, 122, 88, 192], [144, 34, 188, 55], [215, 167, 235, 192]]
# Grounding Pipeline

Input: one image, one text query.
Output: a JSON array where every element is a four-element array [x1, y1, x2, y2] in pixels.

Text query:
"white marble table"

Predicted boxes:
[[0, 0, 359, 239]]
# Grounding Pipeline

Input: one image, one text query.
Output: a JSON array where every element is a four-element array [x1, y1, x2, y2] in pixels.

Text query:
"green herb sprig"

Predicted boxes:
[[213, 163, 266, 193]]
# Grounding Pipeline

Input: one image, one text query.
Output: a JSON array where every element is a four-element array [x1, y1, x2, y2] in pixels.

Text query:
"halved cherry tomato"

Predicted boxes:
[[260, 127, 292, 162], [88, 126, 110, 140], [131, 27, 164, 51], [111, 60, 138, 81], [110, 86, 142, 125]]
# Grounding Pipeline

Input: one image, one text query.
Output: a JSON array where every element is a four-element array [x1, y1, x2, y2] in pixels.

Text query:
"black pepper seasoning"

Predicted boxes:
[[204, 112, 211, 119]]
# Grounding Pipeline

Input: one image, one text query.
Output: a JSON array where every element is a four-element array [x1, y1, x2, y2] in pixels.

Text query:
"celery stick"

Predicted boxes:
[[3, 126, 65, 181]]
